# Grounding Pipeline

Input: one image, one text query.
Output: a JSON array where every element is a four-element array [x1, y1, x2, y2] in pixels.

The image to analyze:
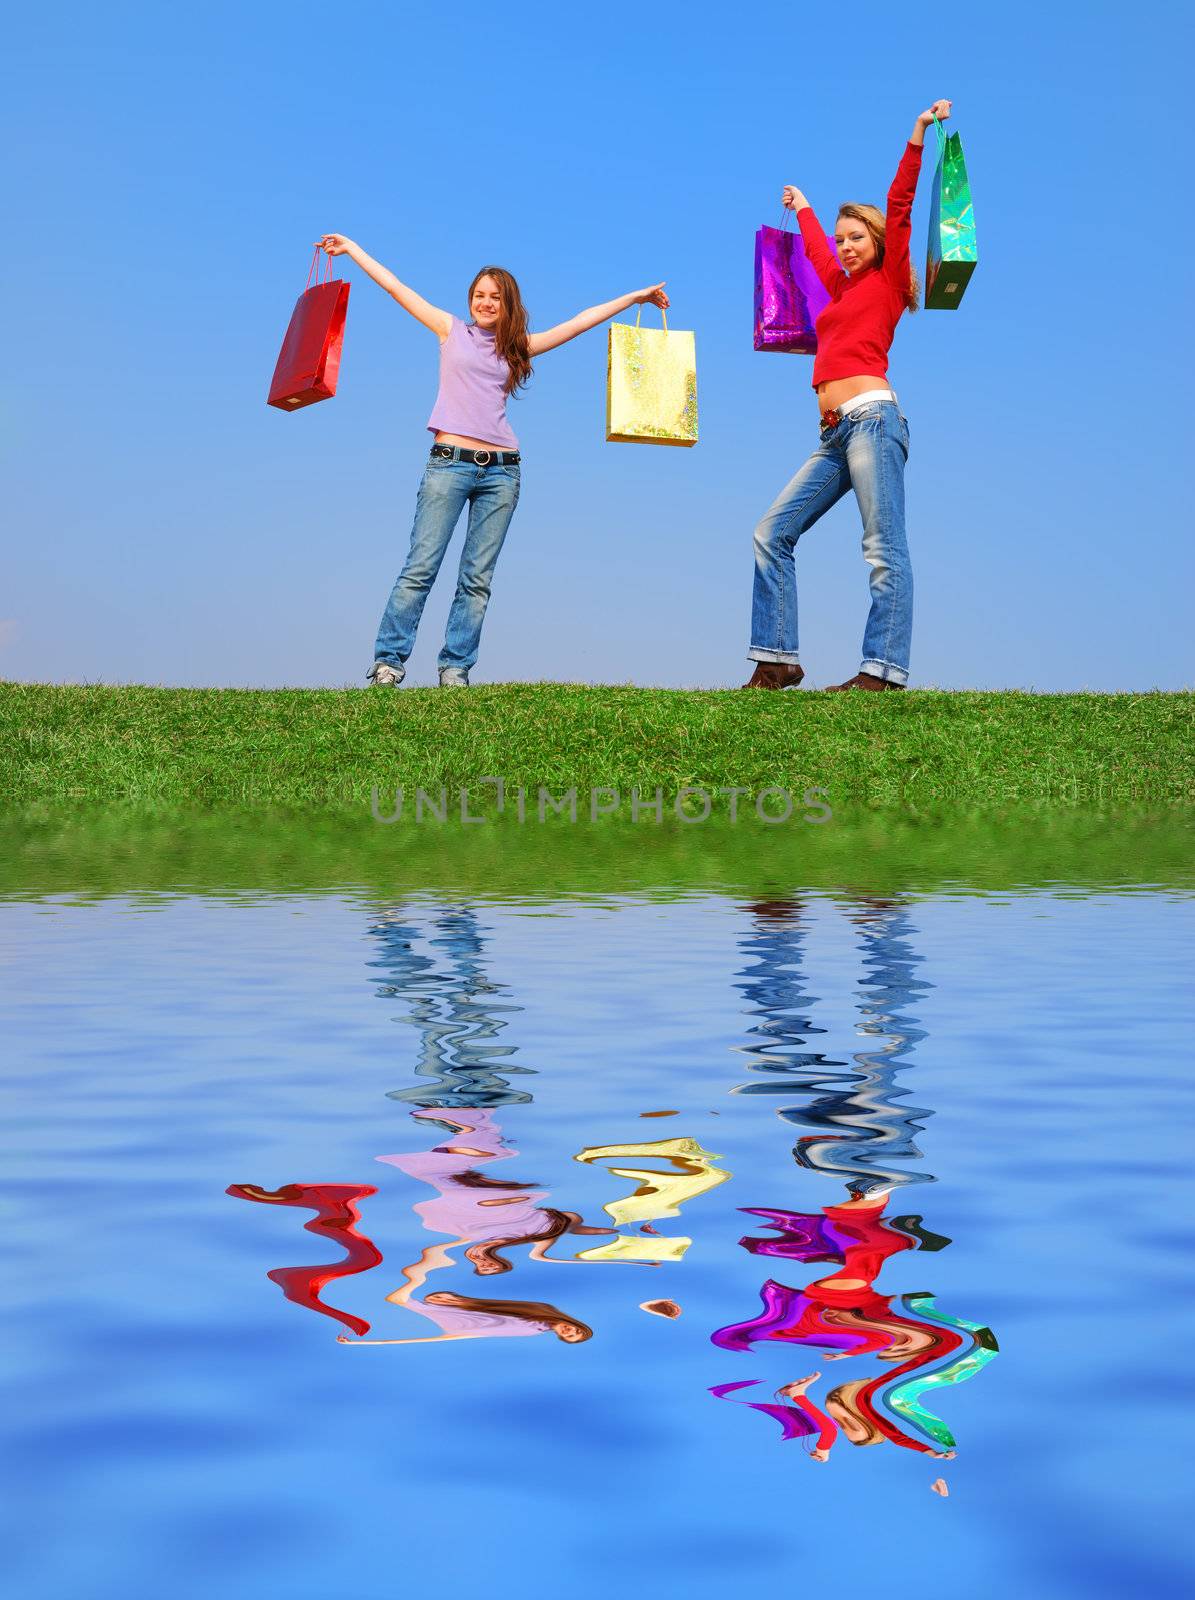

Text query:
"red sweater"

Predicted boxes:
[[797, 141, 922, 389]]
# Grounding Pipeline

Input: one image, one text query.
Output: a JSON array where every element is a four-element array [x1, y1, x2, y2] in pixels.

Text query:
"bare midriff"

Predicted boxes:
[[815, 375, 893, 415], [433, 431, 513, 451]]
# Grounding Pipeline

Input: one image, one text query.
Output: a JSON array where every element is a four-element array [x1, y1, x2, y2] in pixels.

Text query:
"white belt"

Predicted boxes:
[[837, 388, 897, 416]]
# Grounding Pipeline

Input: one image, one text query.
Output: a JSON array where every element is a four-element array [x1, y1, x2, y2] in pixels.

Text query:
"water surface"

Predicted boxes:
[[3, 827, 1194, 1597]]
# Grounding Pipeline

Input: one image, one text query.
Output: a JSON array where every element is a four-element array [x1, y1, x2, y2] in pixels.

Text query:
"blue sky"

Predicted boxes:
[[6, 0, 1192, 691]]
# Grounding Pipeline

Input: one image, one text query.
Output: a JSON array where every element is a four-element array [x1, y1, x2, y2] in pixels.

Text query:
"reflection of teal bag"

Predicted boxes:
[[925, 119, 977, 309]]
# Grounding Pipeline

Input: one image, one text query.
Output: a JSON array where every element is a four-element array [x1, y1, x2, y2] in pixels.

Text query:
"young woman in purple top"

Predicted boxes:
[[316, 236, 668, 686]]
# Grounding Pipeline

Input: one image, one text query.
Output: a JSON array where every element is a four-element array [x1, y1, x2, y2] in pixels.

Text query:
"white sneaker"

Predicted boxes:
[[367, 661, 403, 686], [438, 667, 469, 687]]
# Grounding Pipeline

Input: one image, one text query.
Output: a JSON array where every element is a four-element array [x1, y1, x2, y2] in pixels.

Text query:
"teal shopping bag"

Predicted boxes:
[[925, 120, 977, 309]]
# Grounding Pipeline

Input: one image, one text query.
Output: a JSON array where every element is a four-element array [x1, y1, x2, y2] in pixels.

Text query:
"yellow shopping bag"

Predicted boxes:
[[606, 307, 697, 447]]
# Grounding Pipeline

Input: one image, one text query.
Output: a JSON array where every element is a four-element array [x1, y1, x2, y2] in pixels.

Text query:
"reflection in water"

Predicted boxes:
[[715, 897, 997, 1464], [343, 1239, 595, 1345], [225, 893, 997, 1458], [710, 1374, 835, 1457], [381, 1106, 612, 1275], [369, 907, 534, 1109], [340, 1104, 609, 1345], [225, 1183, 382, 1336], [572, 1137, 731, 1262], [888, 1296, 999, 1449], [712, 1190, 982, 1457], [732, 898, 932, 1195], [344, 908, 604, 1343]]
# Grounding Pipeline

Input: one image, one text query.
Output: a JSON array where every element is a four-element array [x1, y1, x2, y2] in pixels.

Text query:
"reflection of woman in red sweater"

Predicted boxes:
[[710, 1372, 836, 1461], [711, 1191, 970, 1459]]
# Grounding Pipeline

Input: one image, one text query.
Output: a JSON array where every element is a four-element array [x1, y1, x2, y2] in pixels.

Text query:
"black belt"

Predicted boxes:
[[430, 444, 520, 466]]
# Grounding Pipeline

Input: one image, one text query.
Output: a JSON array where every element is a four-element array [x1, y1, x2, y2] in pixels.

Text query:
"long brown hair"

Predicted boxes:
[[463, 1208, 610, 1274], [451, 1169, 540, 1189], [825, 1380, 884, 1445], [423, 1289, 593, 1341], [468, 265, 533, 396], [466, 1210, 572, 1274], [836, 204, 920, 313]]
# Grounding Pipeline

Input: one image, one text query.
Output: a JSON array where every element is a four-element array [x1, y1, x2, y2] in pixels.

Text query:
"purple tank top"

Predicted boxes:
[[427, 316, 518, 448]]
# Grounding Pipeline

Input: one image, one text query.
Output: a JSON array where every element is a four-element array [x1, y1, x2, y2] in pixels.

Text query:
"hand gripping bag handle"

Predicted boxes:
[[305, 245, 337, 290], [633, 303, 669, 334]]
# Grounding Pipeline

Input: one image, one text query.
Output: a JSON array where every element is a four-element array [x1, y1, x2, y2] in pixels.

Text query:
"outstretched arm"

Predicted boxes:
[[316, 234, 453, 339], [385, 1240, 458, 1306], [338, 1331, 474, 1345], [528, 283, 670, 356], [336, 1240, 468, 1344]]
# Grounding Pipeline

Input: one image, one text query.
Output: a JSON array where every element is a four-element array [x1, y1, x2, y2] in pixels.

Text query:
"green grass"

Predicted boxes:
[[3, 804, 1192, 903], [2, 682, 1191, 813]]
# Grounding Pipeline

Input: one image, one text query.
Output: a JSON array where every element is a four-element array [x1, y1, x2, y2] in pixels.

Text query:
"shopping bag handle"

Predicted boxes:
[[931, 116, 948, 155], [306, 245, 336, 290], [634, 303, 669, 333]]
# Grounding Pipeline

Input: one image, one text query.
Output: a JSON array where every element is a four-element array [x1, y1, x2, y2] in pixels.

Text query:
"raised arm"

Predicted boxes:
[[884, 100, 952, 286], [908, 98, 952, 150], [316, 234, 452, 339], [528, 282, 670, 356], [784, 187, 847, 296]]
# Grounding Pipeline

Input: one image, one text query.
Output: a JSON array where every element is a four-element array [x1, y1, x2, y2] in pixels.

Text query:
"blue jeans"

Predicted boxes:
[[749, 399, 912, 684], [375, 454, 521, 674]]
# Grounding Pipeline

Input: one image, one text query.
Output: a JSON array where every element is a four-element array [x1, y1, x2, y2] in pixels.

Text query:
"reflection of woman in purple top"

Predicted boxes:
[[378, 1107, 550, 1245], [338, 1239, 592, 1345], [341, 1108, 606, 1345], [378, 1107, 613, 1274]]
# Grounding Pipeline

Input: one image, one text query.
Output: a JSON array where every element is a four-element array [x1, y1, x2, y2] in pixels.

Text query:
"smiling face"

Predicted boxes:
[[470, 274, 503, 329], [835, 214, 878, 275], [552, 1320, 591, 1343]]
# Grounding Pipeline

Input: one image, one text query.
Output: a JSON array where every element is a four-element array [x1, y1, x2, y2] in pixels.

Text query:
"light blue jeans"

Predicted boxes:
[[375, 453, 521, 674], [749, 399, 912, 684]]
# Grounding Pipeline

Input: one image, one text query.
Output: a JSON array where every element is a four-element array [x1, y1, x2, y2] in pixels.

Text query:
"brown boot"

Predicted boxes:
[[823, 671, 905, 692], [742, 661, 805, 689]]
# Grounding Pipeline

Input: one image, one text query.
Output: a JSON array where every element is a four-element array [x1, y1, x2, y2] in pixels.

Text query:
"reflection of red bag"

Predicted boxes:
[[226, 1181, 382, 1336], [267, 248, 350, 410]]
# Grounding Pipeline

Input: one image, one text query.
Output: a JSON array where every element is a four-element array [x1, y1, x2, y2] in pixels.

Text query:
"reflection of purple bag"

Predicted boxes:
[[753, 221, 834, 354]]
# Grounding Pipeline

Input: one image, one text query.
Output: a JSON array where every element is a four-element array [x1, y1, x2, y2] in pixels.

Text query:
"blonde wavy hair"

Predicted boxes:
[[837, 204, 920, 313]]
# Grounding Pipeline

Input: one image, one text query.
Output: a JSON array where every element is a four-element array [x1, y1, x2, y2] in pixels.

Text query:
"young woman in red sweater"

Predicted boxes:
[[744, 99, 952, 691]]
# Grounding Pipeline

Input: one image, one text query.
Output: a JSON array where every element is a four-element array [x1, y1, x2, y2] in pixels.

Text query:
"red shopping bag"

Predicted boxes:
[[267, 248, 350, 411]]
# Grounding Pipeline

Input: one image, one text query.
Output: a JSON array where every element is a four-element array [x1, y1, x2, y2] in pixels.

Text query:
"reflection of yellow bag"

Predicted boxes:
[[606, 307, 698, 447]]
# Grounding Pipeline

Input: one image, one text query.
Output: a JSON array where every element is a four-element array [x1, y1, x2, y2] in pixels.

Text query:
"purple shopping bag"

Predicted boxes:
[[754, 221, 834, 354]]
